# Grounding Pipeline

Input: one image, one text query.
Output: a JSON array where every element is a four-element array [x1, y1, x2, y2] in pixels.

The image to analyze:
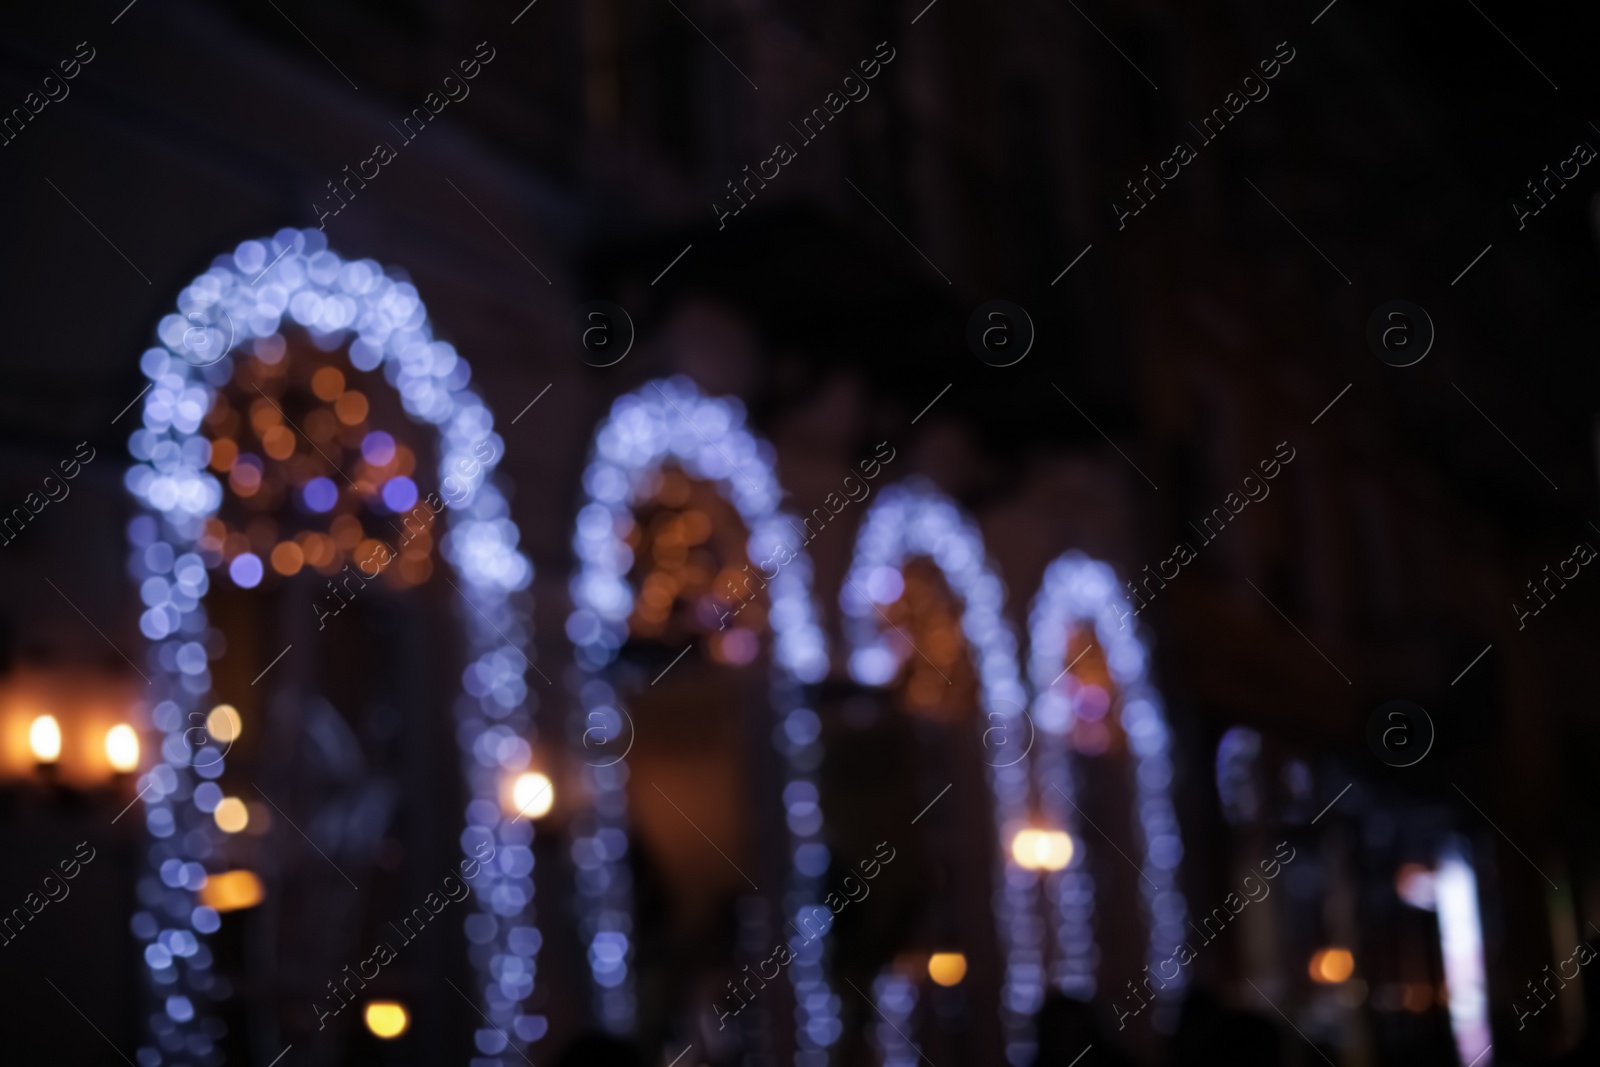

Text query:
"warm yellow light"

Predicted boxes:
[[206, 704, 242, 744], [1310, 947, 1356, 984], [29, 715, 62, 763], [511, 771, 554, 819], [197, 869, 263, 912], [213, 797, 250, 833], [1011, 828, 1074, 872], [106, 724, 141, 772], [928, 952, 968, 987], [364, 1000, 410, 1039]]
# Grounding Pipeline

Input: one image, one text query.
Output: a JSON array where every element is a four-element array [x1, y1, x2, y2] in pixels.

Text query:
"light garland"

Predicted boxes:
[[124, 227, 540, 1065], [1215, 726, 1263, 826], [870, 972, 920, 1067], [565, 376, 835, 1056], [840, 478, 1039, 1065], [1026, 553, 1188, 1015]]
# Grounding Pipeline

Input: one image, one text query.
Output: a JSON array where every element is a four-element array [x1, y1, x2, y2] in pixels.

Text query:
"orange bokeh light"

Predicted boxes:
[[306, 408, 339, 443], [262, 425, 296, 460], [398, 556, 432, 585], [1310, 947, 1356, 984], [335, 391, 369, 425], [209, 438, 238, 472], [249, 399, 281, 435], [197, 870, 264, 912], [928, 952, 968, 986], [331, 515, 364, 550], [270, 541, 305, 576], [311, 366, 346, 401]]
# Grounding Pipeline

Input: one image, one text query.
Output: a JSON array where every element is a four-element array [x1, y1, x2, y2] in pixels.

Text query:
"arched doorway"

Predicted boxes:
[[1025, 552, 1188, 1029], [123, 228, 542, 1065], [565, 376, 834, 1064], [837, 477, 1036, 1065]]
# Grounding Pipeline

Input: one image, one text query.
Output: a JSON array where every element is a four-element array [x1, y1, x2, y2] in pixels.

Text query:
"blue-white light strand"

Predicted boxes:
[[566, 377, 836, 1056], [871, 971, 920, 1067], [1026, 552, 1188, 1014], [125, 228, 540, 1066], [840, 478, 1039, 1065]]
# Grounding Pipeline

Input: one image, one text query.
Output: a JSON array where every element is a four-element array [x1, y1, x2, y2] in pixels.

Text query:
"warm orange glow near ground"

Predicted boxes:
[[1310, 947, 1356, 983]]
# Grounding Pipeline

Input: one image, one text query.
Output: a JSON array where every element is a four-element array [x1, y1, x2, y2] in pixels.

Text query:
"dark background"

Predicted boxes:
[[2, 0, 1598, 1064]]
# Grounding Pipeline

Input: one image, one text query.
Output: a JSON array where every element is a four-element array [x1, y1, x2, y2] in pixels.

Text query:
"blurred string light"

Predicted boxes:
[[124, 228, 540, 1066], [566, 378, 834, 1056], [1215, 726, 1263, 825], [840, 479, 1037, 1066], [1436, 841, 1492, 1066], [1027, 553, 1189, 1015], [194, 324, 437, 592], [871, 972, 920, 1067]]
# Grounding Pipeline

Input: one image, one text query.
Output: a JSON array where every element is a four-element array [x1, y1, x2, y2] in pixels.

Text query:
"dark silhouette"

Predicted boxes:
[[1032, 991, 1135, 1067], [1171, 989, 1282, 1067], [554, 1030, 645, 1067], [1546, 937, 1600, 1065]]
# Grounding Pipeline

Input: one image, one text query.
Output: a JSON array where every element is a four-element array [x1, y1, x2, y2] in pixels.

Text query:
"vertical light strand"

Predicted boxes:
[[871, 970, 920, 1067]]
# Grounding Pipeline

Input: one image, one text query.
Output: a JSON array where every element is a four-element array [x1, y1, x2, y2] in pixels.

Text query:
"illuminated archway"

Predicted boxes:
[[839, 477, 1038, 1064], [124, 228, 541, 1064], [565, 376, 836, 1058], [1026, 552, 1188, 1010]]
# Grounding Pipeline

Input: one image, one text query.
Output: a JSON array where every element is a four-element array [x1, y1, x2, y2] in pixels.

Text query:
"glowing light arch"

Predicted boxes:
[[839, 477, 1040, 1065], [1026, 552, 1188, 1010], [565, 376, 837, 1059], [123, 227, 542, 1065]]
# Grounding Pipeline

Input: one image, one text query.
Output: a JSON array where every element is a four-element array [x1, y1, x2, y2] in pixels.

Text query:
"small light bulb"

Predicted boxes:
[[106, 724, 140, 772], [30, 715, 62, 763], [1310, 947, 1356, 984], [1011, 828, 1073, 871], [928, 952, 968, 986], [206, 705, 241, 744], [214, 797, 250, 833], [511, 772, 554, 819], [364, 1000, 410, 1039], [197, 869, 264, 912]]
